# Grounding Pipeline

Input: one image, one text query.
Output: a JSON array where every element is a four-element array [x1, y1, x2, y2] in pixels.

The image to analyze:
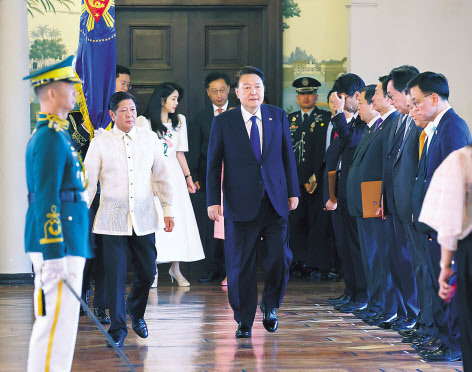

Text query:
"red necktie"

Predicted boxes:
[[217, 108, 223, 115]]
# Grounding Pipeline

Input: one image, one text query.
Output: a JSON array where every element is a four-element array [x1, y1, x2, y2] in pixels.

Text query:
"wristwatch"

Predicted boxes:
[[335, 108, 344, 116], [439, 260, 453, 269]]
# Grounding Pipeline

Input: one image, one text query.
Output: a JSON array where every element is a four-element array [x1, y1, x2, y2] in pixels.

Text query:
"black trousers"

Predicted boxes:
[[190, 190, 225, 274], [457, 233, 472, 370], [358, 217, 396, 314], [289, 186, 337, 271], [100, 231, 156, 338], [422, 234, 460, 348], [338, 203, 368, 303], [225, 195, 292, 327], [330, 208, 349, 296]]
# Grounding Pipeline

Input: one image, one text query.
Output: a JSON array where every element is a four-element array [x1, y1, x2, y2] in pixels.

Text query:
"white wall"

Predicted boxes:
[[347, 0, 472, 124], [0, 0, 32, 274]]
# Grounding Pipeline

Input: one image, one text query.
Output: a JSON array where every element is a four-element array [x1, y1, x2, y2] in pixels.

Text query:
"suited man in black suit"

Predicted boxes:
[[408, 72, 471, 362], [287, 77, 334, 278], [328, 74, 369, 313], [346, 83, 399, 328], [188, 72, 232, 283], [372, 67, 425, 336]]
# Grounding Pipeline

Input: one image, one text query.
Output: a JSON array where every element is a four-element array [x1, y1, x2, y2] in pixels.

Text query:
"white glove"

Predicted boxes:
[[42, 257, 68, 285], [94, 128, 107, 137]]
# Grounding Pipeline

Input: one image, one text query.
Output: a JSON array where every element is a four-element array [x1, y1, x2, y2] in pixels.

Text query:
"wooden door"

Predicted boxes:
[[116, 0, 282, 118]]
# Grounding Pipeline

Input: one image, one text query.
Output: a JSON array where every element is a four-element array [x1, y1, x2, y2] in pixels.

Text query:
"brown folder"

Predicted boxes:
[[328, 171, 337, 204], [361, 181, 382, 218]]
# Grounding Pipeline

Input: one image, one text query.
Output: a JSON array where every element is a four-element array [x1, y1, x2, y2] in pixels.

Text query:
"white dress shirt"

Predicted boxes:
[[213, 101, 229, 117], [84, 125, 173, 236], [425, 106, 451, 153], [367, 115, 381, 128], [241, 105, 263, 153]]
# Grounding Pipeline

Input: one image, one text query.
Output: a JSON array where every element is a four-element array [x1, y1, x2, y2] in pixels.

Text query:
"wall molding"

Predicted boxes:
[[346, 0, 378, 8]]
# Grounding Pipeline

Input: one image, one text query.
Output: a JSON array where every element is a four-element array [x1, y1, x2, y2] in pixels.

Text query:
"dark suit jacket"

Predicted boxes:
[[206, 104, 300, 221], [347, 112, 396, 217], [188, 106, 214, 190], [412, 108, 472, 231], [384, 114, 422, 224], [330, 114, 367, 207], [288, 107, 331, 186]]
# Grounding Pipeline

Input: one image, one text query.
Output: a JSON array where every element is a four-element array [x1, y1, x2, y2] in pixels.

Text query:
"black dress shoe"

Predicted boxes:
[[353, 307, 378, 319], [392, 318, 417, 332], [235, 323, 252, 338], [198, 272, 220, 283], [328, 294, 350, 305], [300, 266, 319, 277], [366, 312, 392, 325], [419, 344, 462, 362], [412, 337, 445, 352], [80, 289, 91, 317], [362, 310, 383, 323], [260, 305, 278, 332], [106, 334, 125, 348], [94, 307, 111, 324], [131, 318, 148, 338], [339, 302, 368, 313], [370, 314, 397, 329]]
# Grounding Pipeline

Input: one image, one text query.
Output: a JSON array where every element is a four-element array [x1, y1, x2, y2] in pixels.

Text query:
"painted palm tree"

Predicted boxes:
[[48, 28, 62, 40], [27, 0, 74, 17]]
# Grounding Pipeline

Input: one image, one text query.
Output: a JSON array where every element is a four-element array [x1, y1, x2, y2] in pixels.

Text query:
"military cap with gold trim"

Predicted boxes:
[[292, 77, 321, 93], [23, 55, 82, 87]]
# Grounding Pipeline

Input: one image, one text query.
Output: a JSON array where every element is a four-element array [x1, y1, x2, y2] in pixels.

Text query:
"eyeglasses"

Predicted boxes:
[[208, 88, 229, 94], [411, 93, 433, 108], [387, 91, 398, 101], [120, 82, 132, 91]]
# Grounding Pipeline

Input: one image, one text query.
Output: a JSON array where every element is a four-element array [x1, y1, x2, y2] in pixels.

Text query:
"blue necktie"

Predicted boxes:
[[373, 117, 383, 132], [250, 115, 261, 162]]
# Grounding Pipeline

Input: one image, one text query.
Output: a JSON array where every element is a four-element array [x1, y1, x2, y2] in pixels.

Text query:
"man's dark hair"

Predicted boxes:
[[116, 65, 131, 78], [360, 84, 376, 105], [234, 66, 265, 87], [145, 82, 184, 136], [205, 72, 231, 88], [327, 89, 334, 103], [387, 65, 419, 93], [406, 71, 449, 100], [108, 91, 137, 112], [378, 75, 389, 97], [332, 73, 365, 96]]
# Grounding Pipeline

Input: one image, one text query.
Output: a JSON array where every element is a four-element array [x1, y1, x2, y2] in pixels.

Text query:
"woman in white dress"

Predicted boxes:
[[136, 83, 204, 286]]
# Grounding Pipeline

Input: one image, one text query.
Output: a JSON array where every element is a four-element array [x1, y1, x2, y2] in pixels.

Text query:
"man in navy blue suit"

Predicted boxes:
[[206, 66, 299, 338], [409, 72, 471, 362], [327, 74, 369, 314]]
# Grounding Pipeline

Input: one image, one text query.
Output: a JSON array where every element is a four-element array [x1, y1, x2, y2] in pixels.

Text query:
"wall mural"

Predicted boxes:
[[282, 0, 347, 113]]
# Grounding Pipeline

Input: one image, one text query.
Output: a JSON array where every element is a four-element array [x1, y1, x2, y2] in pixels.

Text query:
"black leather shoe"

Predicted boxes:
[[94, 307, 111, 324], [328, 294, 350, 305], [370, 314, 397, 329], [412, 337, 445, 352], [80, 289, 91, 317], [419, 344, 462, 362], [260, 305, 278, 332], [366, 312, 390, 325], [235, 323, 252, 338], [339, 301, 368, 313], [106, 334, 125, 348], [198, 272, 221, 283], [392, 318, 417, 332], [353, 307, 378, 319], [131, 318, 148, 338], [362, 310, 383, 323]]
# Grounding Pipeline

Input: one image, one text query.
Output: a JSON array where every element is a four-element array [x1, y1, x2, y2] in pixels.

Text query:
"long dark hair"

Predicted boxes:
[[144, 82, 184, 137]]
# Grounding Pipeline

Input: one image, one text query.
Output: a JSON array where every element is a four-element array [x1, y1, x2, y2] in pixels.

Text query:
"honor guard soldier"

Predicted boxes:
[[288, 77, 334, 278], [24, 55, 93, 372]]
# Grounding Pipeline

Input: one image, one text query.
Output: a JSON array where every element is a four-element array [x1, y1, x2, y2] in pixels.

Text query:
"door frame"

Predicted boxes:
[[116, 0, 283, 107]]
